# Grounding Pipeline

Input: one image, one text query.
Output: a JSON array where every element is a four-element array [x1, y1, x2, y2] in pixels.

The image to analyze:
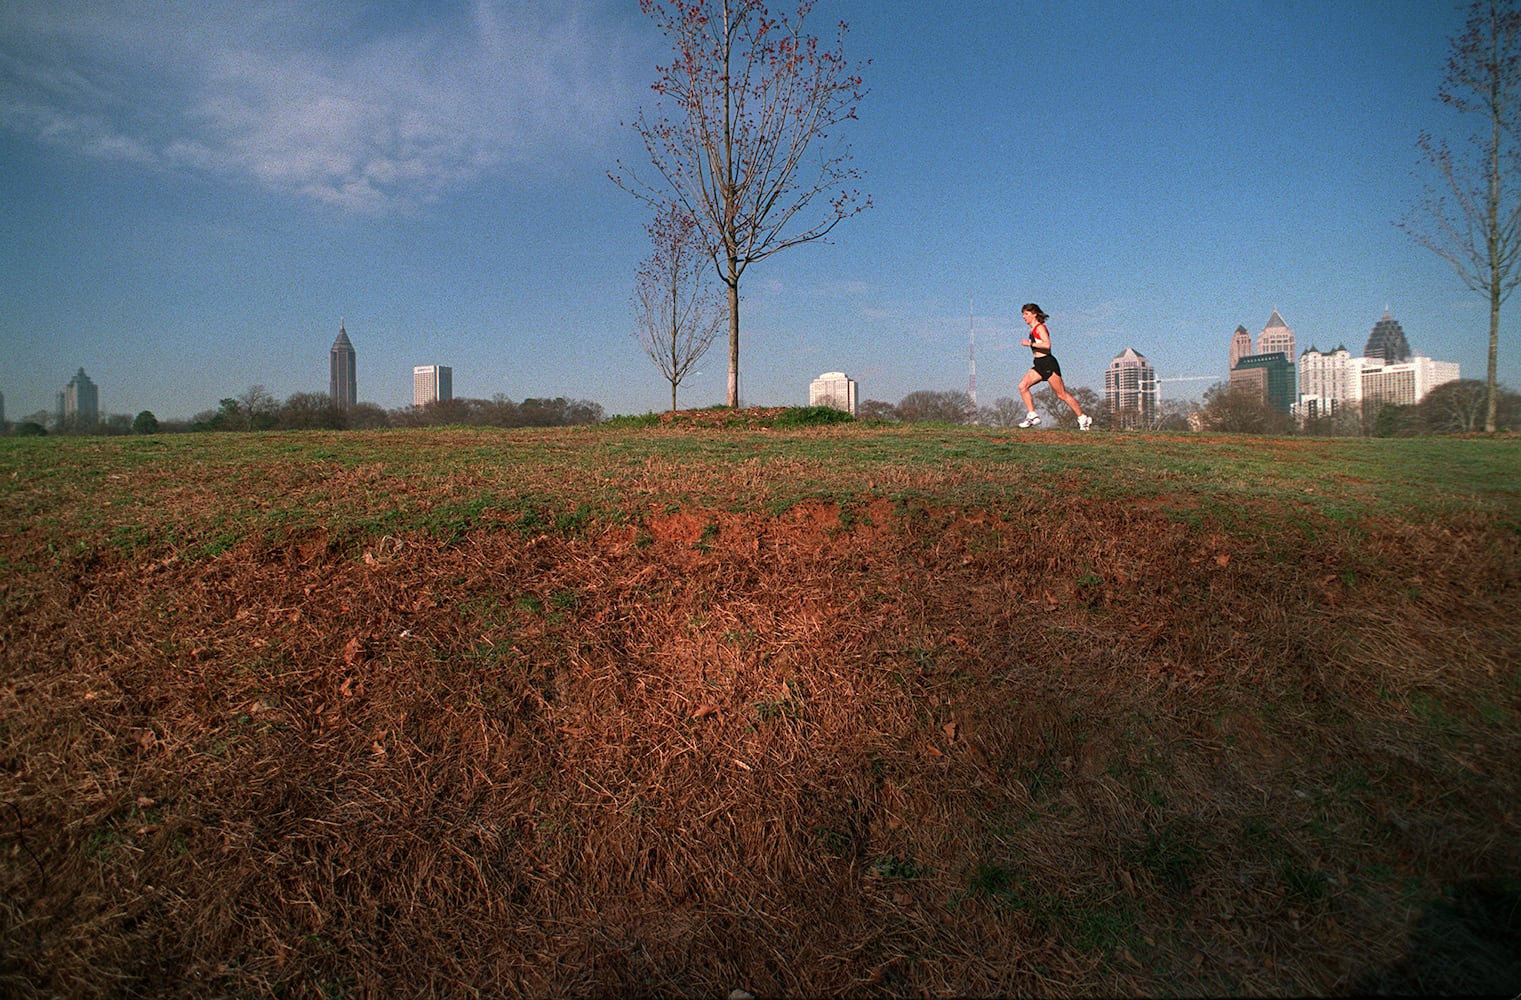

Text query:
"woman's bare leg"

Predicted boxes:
[[1018, 370, 1041, 414], [1048, 373, 1085, 419]]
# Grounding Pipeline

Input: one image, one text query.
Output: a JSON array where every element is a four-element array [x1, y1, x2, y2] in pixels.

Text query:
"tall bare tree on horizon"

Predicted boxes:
[[1400, 0, 1521, 432], [613, 0, 869, 408], [634, 202, 724, 412]]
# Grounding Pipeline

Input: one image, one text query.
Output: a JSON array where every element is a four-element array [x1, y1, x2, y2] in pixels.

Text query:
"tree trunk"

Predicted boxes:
[[1489, 99, 1502, 433], [1489, 284, 1500, 432], [726, 267, 741, 408]]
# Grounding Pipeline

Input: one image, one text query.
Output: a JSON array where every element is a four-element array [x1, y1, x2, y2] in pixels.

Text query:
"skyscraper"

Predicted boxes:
[[63, 368, 99, 424], [1297, 345, 1359, 420], [1257, 309, 1296, 360], [1229, 325, 1253, 371], [1363, 309, 1411, 365], [1361, 357, 1460, 406], [413, 365, 453, 406], [1231, 353, 1296, 414], [330, 322, 357, 410], [809, 371, 857, 415], [1104, 347, 1157, 428]]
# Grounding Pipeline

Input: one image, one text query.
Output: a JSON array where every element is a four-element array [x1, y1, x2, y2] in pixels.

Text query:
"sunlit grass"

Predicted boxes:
[[2, 421, 1518, 996]]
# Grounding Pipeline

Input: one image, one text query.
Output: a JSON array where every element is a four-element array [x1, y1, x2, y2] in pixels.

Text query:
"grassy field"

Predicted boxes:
[[2, 420, 1518, 997]]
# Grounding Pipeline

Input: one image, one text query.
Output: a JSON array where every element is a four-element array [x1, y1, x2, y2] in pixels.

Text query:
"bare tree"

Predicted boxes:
[[1038, 385, 1101, 429], [1201, 382, 1290, 435], [347, 402, 391, 430], [895, 390, 971, 424], [634, 203, 723, 412], [1421, 377, 1521, 431], [240, 384, 278, 430], [614, 0, 869, 407], [1400, 0, 1521, 432], [277, 391, 344, 431], [1154, 397, 1196, 432], [982, 396, 1025, 427]]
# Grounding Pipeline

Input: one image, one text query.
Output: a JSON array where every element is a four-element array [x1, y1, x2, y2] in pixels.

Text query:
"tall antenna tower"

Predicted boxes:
[[966, 292, 978, 423]]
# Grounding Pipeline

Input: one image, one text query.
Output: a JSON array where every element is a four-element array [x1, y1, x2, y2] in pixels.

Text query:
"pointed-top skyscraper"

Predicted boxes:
[[330, 321, 357, 410], [64, 368, 99, 424], [1105, 347, 1157, 428], [1257, 309, 1295, 360], [1363, 309, 1411, 365]]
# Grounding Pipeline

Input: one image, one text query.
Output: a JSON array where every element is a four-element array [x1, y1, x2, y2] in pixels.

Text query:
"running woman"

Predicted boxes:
[[1016, 302, 1091, 430]]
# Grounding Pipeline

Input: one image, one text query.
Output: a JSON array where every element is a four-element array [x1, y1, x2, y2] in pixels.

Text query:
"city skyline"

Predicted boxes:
[[2, 2, 1515, 422], [6, 302, 1465, 428], [1223, 307, 1460, 421]]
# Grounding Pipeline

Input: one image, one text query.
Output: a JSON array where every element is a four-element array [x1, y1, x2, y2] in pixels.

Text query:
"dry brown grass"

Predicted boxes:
[[2, 427, 1518, 997]]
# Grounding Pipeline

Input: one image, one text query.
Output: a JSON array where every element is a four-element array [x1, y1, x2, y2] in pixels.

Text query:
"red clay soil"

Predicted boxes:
[[2, 481, 1519, 996]]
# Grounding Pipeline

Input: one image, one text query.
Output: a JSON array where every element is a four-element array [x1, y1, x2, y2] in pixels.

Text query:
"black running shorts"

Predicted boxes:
[[1032, 354, 1062, 381]]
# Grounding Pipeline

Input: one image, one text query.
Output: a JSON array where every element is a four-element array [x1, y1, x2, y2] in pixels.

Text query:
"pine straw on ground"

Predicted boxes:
[[658, 407, 791, 428], [2, 450, 1520, 997]]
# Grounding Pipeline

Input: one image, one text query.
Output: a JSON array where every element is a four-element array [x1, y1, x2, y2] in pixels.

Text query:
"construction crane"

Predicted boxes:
[[1154, 375, 1216, 400]]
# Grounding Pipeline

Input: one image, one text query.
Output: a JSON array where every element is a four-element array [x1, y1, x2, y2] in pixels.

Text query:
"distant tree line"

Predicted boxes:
[[9, 379, 1516, 438], [1198, 378, 1520, 436], [846, 379, 1519, 437], [7, 386, 604, 436], [857, 385, 1193, 431]]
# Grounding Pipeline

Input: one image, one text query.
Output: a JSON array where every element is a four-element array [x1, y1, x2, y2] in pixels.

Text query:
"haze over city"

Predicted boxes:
[[2, 1, 1511, 423]]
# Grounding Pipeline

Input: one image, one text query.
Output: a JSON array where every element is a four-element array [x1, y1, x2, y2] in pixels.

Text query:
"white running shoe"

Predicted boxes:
[[1078, 414, 1092, 431], [1017, 413, 1041, 428]]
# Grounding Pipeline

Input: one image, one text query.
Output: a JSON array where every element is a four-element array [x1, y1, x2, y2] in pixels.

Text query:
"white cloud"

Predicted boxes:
[[0, 1, 644, 212]]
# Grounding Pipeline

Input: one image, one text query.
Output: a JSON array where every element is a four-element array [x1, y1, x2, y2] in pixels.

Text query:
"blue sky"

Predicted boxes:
[[1, 0, 1508, 422]]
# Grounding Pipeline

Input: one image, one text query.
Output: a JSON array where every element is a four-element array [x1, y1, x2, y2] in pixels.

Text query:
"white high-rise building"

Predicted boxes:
[[809, 371, 857, 415], [1294, 311, 1459, 422], [413, 365, 453, 407], [1104, 347, 1157, 427], [1360, 357, 1460, 407], [1297, 346, 1361, 420]]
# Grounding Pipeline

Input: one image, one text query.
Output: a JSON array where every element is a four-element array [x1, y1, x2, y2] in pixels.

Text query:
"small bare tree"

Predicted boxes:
[[894, 390, 972, 424], [1400, 0, 1521, 432], [1421, 377, 1500, 431], [613, 0, 869, 407], [634, 203, 723, 412], [1201, 382, 1290, 435]]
